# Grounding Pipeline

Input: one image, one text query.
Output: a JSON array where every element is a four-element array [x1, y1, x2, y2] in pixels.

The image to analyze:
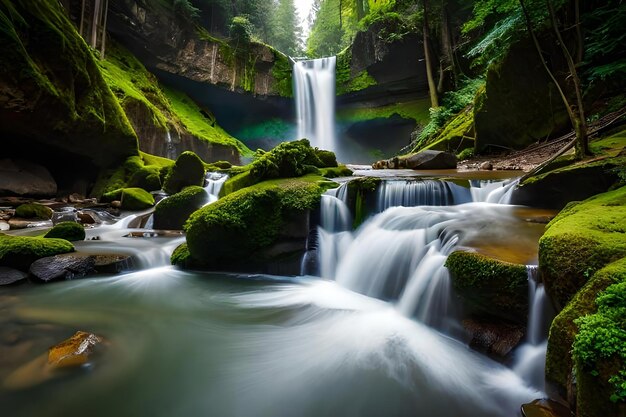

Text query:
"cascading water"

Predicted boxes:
[[293, 57, 337, 152], [203, 172, 229, 205], [165, 130, 177, 160], [513, 265, 555, 389]]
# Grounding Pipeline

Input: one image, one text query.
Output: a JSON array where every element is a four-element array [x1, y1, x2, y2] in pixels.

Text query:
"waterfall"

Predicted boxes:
[[165, 130, 177, 160], [513, 265, 554, 390], [377, 180, 472, 211], [470, 179, 519, 204], [203, 172, 229, 205], [293, 57, 337, 152]]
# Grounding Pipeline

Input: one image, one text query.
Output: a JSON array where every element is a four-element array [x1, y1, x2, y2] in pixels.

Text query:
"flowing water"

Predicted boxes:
[[293, 57, 337, 152]]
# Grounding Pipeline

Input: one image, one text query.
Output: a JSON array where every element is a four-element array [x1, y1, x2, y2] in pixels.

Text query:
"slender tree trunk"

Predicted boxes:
[[547, 0, 589, 156], [356, 0, 365, 21], [574, 0, 583, 63], [440, 1, 458, 86], [79, 0, 86, 37], [100, 0, 109, 58], [422, 0, 439, 107], [339, 0, 343, 29], [91, 0, 101, 48], [518, 0, 587, 159]]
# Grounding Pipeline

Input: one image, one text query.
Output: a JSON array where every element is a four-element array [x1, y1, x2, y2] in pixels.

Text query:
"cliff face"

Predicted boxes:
[[107, 0, 292, 97], [0, 0, 138, 192]]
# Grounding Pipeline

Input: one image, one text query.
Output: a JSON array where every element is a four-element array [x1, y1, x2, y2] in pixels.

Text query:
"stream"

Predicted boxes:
[[0, 171, 555, 417]]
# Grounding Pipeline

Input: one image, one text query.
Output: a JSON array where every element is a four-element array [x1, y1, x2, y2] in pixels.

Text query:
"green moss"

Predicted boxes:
[[14, 203, 53, 220], [335, 48, 378, 95], [337, 99, 431, 124], [183, 177, 328, 269], [346, 177, 381, 228], [163, 151, 206, 195], [315, 149, 338, 167], [162, 87, 252, 157], [128, 165, 162, 192], [0, 232, 74, 271], [153, 186, 207, 230], [522, 156, 626, 187], [221, 169, 256, 196], [205, 161, 232, 170], [120, 188, 155, 210], [573, 278, 626, 414], [44, 222, 85, 242], [539, 185, 626, 309], [320, 165, 353, 178], [445, 251, 529, 323], [171, 242, 194, 268], [140, 151, 174, 168], [589, 129, 626, 158], [418, 106, 475, 153], [271, 49, 293, 97]]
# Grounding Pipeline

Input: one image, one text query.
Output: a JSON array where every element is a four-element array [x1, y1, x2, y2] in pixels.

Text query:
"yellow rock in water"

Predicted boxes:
[[47, 331, 101, 368]]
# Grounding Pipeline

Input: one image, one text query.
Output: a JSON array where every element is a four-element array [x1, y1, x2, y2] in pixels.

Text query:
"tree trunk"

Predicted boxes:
[[339, 0, 343, 29], [79, 0, 86, 37], [574, 0, 583, 63], [100, 0, 109, 58], [356, 0, 365, 21], [440, 1, 458, 86], [518, 0, 587, 159], [546, 0, 589, 157], [91, 0, 101, 48], [422, 0, 439, 107]]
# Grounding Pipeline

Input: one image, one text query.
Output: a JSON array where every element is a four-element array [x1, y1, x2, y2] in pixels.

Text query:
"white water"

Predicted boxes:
[[513, 266, 554, 389], [165, 130, 177, 160], [203, 172, 229, 205], [293, 57, 337, 151]]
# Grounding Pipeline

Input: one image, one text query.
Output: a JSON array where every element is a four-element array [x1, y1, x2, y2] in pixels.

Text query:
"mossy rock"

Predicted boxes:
[[163, 151, 206, 195], [445, 251, 529, 324], [182, 177, 330, 270], [539, 185, 626, 309], [128, 165, 161, 191], [315, 149, 338, 167], [44, 222, 85, 242], [205, 160, 232, 170], [572, 277, 626, 417], [102, 188, 154, 210], [0, 233, 74, 271], [320, 165, 353, 178], [345, 177, 381, 228], [153, 186, 207, 230], [14, 204, 53, 220], [171, 243, 195, 269]]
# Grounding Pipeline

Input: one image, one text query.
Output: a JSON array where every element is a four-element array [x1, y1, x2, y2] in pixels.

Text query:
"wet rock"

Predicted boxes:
[[0, 267, 28, 285], [48, 331, 102, 368], [8, 218, 53, 230], [68, 193, 85, 203], [463, 318, 525, 357], [29, 254, 96, 282], [479, 161, 493, 170], [521, 399, 572, 417], [0, 220, 9, 231], [111, 200, 122, 209], [402, 150, 457, 170], [77, 211, 97, 224], [0, 159, 57, 197], [91, 254, 133, 274]]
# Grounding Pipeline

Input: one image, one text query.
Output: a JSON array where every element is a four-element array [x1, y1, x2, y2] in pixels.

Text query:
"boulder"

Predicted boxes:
[[163, 151, 206, 195], [401, 150, 457, 170], [8, 218, 53, 230], [521, 399, 572, 417], [102, 188, 154, 210], [462, 318, 525, 357], [153, 186, 208, 230], [0, 234, 74, 271], [0, 267, 28, 285], [479, 161, 493, 170], [44, 222, 85, 242], [29, 253, 96, 282], [48, 331, 102, 369], [14, 203, 53, 220], [0, 159, 57, 197]]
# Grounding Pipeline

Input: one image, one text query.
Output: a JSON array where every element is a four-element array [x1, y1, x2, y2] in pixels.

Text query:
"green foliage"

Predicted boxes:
[[154, 186, 208, 230], [583, 1, 626, 83], [315, 150, 338, 167], [163, 151, 206, 195], [320, 165, 353, 178], [14, 203, 53, 220], [337, 99, 431, 123], [173, 0, 199, 18], [271, 0, 302, 56], [44, 222, 86, 242], [0, 233, 74, 271], [457, 147, 474, 160], [128, 166, 162, 191], [445, 250, 529, 323], [574, 281, 626, 403], [229, 16, 253, 45], [270, 52, 293, 97]]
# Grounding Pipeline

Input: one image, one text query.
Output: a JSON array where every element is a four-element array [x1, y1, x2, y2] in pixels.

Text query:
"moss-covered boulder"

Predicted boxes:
[[44, 222, 85, 242], [315, 149, 338, 167], [128, 166, 162, 191], [14, 203, 53, 220], [102, 188, 154, 210], [179, 177, 332, 271], [445, 251, 529, 324], [0, 233, 74, 271], [541, 186, 626, 411], [153, 186, 207, 230], [540, 185, 626, 309], [345, 177, 381, 227], [163, 152, 206, 195], [572, 277, 626, 417]]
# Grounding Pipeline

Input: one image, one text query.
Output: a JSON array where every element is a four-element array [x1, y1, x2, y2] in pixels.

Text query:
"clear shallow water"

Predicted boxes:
[[1, 271, 539, 417]]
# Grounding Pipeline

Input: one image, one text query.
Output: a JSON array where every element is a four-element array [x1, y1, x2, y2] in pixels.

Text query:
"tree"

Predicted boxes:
[[272, 0, 302, 56], [422, 0, 439, 107], [518, 0, 589, 158]]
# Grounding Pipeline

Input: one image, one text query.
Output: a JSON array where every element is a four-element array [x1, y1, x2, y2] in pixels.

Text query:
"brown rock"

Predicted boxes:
[[463, 318, 524, 357], [48, 331, 102, 369], [401, 150, 457, 170], [521, 399, 572, 417], [111, 200, 122, 209], [479, 161, 493, 170], [77, 211, 96, 224], [8, 218, 53, 230]]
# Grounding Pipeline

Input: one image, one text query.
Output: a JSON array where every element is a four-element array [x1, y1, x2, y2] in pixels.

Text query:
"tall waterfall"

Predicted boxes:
[[293, 57, 337, 151]]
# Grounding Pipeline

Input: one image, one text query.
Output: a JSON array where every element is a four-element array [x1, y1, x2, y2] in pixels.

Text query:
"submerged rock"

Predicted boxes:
[[0, 267, 28, 286], [463, 318, 525, 357], [47, 331, 102, 369], [521, 399, 572, 417]]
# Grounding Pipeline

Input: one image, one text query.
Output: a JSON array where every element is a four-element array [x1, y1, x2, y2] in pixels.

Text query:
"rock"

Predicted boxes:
[[51, 206, 78, 224], [111, 200, 122, 209], [0, 221, 9, 231], [8, 218, 53, 230], [153, 186, 208, 230], [521, 399, 572, 417], [77, 211, 96, 224], [0, 159, 57, 197], [463, 318, 525, 357], [479, 161, 493, 170], [44, 222, 86, 242], [401, 150, 457, 170], [29, 254, 96, 282], [163, 151, 206, 195], [103, 188, 155, 210], [68, 193, 85, 203], [91, 254, 133, 274], [0, 267, 28, 285], [48, 331, 102, 368], [0, 233, 73, 270], [14, 203, 53, 219]]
